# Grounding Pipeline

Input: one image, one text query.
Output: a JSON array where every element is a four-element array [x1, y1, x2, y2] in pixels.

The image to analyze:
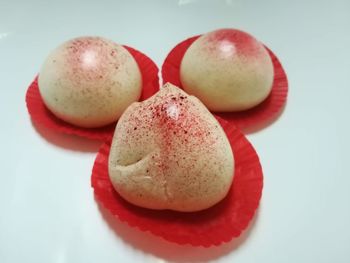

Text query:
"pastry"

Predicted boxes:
[[38, 36, 142, 128], [180, 29, 273, 112], [108, 83, 234, 212]]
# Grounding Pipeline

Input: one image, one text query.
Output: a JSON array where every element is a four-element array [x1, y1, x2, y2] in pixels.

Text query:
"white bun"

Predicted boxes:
[[108, 83, 234, 212], [180, 29, 273, 112], [38, 36, 142, 128]]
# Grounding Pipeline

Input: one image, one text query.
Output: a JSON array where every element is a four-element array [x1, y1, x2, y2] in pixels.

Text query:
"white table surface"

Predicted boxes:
[[1, 0, 350, 262]]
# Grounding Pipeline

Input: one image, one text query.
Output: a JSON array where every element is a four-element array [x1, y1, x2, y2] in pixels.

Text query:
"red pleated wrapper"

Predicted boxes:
[[91, 116, 263, 247], [26, 46, 159, 140], [161, 35, 288, 131]]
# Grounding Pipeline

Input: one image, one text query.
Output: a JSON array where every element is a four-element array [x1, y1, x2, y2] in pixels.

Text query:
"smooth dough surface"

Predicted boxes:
[[38, 36, 142, 128], [108, 83, 234, 212], [180, 29, 274, 112]]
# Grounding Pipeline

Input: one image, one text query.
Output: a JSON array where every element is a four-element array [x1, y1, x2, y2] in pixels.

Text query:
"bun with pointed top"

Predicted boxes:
[[108, 83, 234, 212]]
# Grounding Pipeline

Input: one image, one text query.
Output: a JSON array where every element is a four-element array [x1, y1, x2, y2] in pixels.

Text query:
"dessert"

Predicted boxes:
[[38, 36, 142, 128], [108, 83, 234, 212], [180, 29, 274, 112]]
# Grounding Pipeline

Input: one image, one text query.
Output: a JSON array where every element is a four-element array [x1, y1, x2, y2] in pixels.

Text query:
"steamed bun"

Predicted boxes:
[[108, 83, 234, 212], [180, 29, 273, 112], [38, 36, 142, 128]]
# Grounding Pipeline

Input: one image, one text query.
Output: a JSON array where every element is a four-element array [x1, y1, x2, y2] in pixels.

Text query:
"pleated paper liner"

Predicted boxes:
[[161, 35, 288, 131], [26, 46, 159, 141], [91, 116, 263, 247]]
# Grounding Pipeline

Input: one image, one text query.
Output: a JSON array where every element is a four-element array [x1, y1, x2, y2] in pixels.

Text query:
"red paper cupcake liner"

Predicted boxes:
[[91, 116, 263, 247], [161, 35, 288, 131], [26, 46, 159, 141]]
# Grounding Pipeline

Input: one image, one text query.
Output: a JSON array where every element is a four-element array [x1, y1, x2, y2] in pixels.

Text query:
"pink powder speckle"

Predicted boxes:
[[64, 37, 122, 84], [204, 29, 262, 58], [121, 88, 219, 173]]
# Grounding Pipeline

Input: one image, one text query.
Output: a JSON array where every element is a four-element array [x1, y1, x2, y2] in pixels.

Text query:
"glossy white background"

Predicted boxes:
[[1, 0, 350, 262]]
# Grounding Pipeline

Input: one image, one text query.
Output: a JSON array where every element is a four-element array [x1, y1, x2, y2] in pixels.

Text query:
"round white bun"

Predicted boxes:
[[180, 29, 274, 112], [38, 36, 142, 128]]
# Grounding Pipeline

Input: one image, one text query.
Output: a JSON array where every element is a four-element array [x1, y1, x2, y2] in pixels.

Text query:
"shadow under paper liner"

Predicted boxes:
[[96, 198, 260, 262], [32, 120, 102, 152]]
